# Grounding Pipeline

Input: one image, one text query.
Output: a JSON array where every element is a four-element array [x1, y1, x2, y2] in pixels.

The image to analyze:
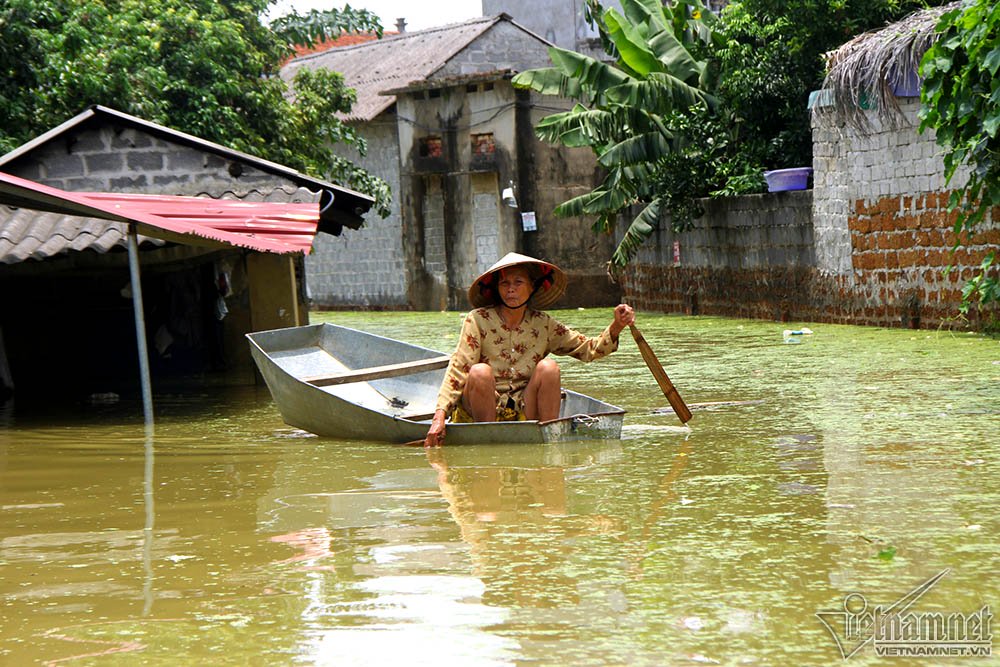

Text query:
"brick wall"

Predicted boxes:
[[847, 192, 999, 327], [812, 97, 996, 328], [304, 116, 409, 308]]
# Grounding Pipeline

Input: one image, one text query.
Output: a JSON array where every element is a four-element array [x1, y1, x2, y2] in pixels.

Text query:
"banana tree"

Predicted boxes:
[[512, 0, 720, 268]]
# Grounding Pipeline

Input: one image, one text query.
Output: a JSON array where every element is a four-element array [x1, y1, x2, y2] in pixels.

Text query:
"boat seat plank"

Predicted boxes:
[[303, 355, 451, 387]]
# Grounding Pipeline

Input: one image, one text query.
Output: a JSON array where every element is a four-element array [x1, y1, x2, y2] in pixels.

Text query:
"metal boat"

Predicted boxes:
[[246, 323, 626, 445]]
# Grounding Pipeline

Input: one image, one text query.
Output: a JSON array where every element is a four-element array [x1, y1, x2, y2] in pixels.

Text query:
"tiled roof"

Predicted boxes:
[[0, 207, 164, 264], [280, 15, 504, 122], [382, 68, 514, 95]]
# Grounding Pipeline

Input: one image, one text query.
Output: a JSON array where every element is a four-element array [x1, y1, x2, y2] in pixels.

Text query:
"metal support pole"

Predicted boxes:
[[127, 224, 154, 425], [142, 421, 155, 615]]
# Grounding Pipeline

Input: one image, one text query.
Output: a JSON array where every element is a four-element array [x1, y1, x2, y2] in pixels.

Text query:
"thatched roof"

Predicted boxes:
[[820, 2, 959, 129]]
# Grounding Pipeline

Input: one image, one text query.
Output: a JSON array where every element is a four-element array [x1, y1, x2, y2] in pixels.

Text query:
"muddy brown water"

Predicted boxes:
[[2, 311, 997, 665]]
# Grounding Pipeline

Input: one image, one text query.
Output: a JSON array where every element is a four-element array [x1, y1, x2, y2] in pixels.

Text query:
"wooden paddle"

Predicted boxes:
[[629, 324, 692, 424]]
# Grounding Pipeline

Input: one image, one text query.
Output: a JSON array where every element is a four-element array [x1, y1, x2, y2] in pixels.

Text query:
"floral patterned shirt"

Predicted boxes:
[[435, 307, 620, 414]]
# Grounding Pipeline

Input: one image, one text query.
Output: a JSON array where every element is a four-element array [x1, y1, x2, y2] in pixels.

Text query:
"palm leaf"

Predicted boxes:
[[605, 9, 660, 77], [511, 67, 583, 100], [611, 198, 662, 267], [598, 130, 672, 167]]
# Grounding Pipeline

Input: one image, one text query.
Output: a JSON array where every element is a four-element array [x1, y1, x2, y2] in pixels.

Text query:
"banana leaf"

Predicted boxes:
[[604, 9, 660, 77], [620, 0, 671, 34], [611, 198, 662, 267], [511, 67, 583, 100], [554, 183, 633, 217], [598, 130, 672, 167], [548, 46, 630, 92], [647, 29, 702, 84], [535, 105, 637, 148], [604, 73, 712, 111]]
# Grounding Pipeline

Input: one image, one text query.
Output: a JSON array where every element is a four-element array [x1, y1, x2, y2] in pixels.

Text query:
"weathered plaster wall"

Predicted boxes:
[[305, 115, 409, 308], [519, 92, 621, 307], [397, 80, 521, 309]]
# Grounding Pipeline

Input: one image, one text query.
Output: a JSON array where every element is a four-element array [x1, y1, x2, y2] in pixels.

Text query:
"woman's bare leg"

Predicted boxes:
[[462, 363, 497, 422], [524, 358, 561, 421]]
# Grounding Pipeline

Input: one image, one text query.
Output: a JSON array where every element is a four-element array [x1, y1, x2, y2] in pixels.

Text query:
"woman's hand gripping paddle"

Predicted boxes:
[[629, 324, 692, 424]]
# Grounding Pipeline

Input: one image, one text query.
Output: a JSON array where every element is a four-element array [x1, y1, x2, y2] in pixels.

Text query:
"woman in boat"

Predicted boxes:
[[424, 252, 635, 447]]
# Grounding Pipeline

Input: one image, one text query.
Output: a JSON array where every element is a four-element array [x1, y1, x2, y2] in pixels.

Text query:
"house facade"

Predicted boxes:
[[282, 15, 620, 311]]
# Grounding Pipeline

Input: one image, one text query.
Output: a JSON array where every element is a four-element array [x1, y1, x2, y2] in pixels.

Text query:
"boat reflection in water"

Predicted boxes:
[[283, 440, 628, 666]]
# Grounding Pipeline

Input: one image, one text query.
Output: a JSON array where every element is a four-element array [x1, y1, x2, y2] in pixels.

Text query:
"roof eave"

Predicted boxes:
[[0, 105, 375, 233]]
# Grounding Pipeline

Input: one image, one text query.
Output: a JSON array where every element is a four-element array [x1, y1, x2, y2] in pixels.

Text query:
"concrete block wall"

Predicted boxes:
[[473, 190, 500, 276], [4, 126, 312, 200], [621, 191, 820, 321], [436, 20, 557, 77], [423, 176, 449, 310], [304, 117, 409, 308], [482, 0, 622, 59]]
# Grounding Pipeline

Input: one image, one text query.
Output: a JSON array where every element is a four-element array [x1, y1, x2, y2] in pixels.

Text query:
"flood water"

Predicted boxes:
[[1, 310, 997, 666]]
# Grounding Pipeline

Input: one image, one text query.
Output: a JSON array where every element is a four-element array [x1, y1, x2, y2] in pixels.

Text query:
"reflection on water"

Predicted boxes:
[[1, 313, 998, 665]]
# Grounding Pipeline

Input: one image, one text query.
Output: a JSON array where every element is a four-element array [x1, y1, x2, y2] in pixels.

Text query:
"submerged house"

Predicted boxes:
[[0, 106, 373, 401], [282, 14, 620, 311]]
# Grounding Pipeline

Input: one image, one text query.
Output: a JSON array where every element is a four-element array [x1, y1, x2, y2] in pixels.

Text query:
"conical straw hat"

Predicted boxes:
[[468, 252, 567, 309]]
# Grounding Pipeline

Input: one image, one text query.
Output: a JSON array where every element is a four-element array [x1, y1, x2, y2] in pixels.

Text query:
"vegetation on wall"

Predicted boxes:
[[519, 0, 945, 268], [0, 0, 390, 215], [919, 0, 1000, 314]]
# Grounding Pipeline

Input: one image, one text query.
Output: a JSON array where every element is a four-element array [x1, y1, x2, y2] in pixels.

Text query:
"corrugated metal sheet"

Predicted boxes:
[[281, 16, 502, 122], [0, 172, 319, 261]]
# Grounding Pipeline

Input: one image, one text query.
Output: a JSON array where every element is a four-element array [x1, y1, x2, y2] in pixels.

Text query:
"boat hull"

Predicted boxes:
[[247, 323, 625, 445]]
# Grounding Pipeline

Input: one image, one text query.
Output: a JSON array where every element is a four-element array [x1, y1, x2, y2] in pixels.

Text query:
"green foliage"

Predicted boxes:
[[515, 0, 723, 267], [876, 545, 897, 561], [269, 4, 382, 49], [522, 0, 935, 268], [919, 0, 1000, 312], [717, 1, 939, 174], [0, 0, 390, 216]]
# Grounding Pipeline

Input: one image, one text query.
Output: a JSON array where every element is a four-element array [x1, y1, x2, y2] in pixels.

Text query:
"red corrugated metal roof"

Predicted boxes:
[[0, 172, 319, 255]]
